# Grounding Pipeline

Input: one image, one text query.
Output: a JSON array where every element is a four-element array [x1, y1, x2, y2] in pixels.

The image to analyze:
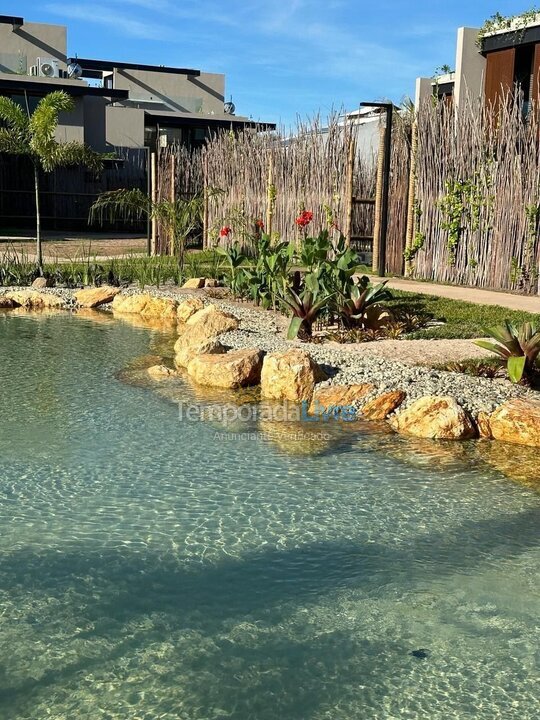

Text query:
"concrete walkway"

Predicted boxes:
[[369, 276, 540, 314]]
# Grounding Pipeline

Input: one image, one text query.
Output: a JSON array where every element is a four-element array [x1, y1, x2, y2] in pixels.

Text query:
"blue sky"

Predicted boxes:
[[6, 0, 527, 125]]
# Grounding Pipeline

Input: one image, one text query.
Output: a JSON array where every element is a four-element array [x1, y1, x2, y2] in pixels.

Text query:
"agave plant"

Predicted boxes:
[[474, 321, 540, 383], [337, 278, 393, 329], [279, 269, 334, 339]]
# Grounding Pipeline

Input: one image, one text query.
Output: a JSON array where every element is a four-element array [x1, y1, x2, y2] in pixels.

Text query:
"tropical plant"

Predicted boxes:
[[281, 283, 335, 339], [0, 91, 104, 270], [216, 242, 247, 296], [474, 321, 540, 383], [336, 277, 393, 329], [90, 188, 212, 273]]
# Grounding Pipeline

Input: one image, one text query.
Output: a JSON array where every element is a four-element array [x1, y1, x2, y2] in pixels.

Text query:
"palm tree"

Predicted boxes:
[[90, 188, 215, 272], [0, 91, 104, 270]]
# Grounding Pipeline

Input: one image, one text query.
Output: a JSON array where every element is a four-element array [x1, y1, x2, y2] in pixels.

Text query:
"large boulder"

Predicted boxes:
[[388, 395, 477, 440], [174, 337, 225, 369], [489, 398, 540, 448], [112, 293, 178, 319], [75, 286, 120, 308], [185, 304, 239, 335], [177, 297, 204, 323], [309, 384, 374, 417], [362, 390, 406, 421], [260, 349, 324, 403], [5, 290, 64, 309], [187, 349, 263, 389]]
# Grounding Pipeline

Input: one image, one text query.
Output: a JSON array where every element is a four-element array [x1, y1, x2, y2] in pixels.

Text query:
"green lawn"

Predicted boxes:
[[388, 290, 540, 339]]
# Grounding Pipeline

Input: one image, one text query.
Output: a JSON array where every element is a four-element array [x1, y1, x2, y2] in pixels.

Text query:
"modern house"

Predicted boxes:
[[415, 14, 540, 112], [0, 14, 275, 153]]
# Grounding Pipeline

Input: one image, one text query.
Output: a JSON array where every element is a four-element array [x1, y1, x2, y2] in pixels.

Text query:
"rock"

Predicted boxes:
[[174, 337, 225, 369], [476, 411, 492, 439], [388, 395, 477, 440], [32, 277, 49, 289], [477, 439, 540, 488], [182, 277, 205, 289], [177, 297, 204, 323], [141, 296, 178, 319], [5, 290, 64, 309], [489, 398, 540, 447], [309, 384, 374, 416], [260, 349, 324, 403], [0, 296, 16, 308], [187, 349, 263, 389], [259, 420, 334, 456], [362, 390, 406, 421], [204, 278, 220, 288], [147, 364, 177, 380], [75, 286, 120, 308], [112, 293, 177, 319], [185, 304, 239, 334]]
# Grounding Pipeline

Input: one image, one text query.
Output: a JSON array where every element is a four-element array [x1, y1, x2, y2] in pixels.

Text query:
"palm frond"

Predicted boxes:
[[0, 127, 29, 155], [0, 96, 28, 132], [89, 188, 151, 225], [43, 141, 104, 173], [29, 91, 75, 151]]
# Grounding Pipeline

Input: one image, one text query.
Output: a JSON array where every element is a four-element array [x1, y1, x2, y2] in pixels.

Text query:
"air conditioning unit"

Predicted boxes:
[[31, 57, 61, 78]]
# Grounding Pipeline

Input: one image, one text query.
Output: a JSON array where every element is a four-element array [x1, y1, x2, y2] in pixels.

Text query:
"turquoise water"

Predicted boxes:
[[0, 311, 539, 720]]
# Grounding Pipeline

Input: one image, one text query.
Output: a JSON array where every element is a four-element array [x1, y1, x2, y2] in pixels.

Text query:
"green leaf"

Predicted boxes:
[[507, 355, 526, 383], [287, 316, 304, 340], [473, 340, 510, 358]]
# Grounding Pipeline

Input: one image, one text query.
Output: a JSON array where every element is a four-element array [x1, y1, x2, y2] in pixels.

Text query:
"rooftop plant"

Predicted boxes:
[[476, 7, 540, 47]]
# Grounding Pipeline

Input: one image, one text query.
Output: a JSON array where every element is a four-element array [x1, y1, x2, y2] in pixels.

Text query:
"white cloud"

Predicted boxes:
[[45, 3, 172, 40]]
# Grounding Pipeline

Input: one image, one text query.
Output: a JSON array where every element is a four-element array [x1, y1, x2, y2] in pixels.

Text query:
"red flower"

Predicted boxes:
[[220, 226, 232, 237], [255, 219, 264, 230], [295, 210, 313, 228]]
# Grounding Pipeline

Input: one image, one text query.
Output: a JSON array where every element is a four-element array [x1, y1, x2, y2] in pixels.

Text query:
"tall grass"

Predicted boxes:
[[0, 247, 223, 289]]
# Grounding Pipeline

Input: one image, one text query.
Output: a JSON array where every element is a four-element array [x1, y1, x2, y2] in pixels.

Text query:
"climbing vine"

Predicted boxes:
[[437, 173, 491, 264], [476, 7, 540, 48], [404, 201, 425, 263], [512, 202, 540, 288]]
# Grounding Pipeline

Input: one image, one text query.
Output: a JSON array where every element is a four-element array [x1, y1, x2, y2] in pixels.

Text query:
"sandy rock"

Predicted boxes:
[[112, 293, 150, 314], [309, 384, 374, 416], [75, 286, 120, 308], [182, 277, 205, 289], [388, 395, 477, 440], [185, 304, 239, 335], [261, 349, 324, 403], [141, 296, 178, 319], [477, 439, 540, 488], [5, 290, 64, 309], [32, 277, 49, 289], [187, 349, 263, 389], [204, 278, 220, 288], [362, 390, 406, 421], [147, 364, 177, 380], [489, 398, 540, 447], [174, 337, 225, 369], [177, 297, 204, 323], [476, 411, 492, 439]]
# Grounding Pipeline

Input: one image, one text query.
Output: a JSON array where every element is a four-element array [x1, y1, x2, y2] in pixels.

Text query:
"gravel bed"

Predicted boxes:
[[1, 284, 533, 416]]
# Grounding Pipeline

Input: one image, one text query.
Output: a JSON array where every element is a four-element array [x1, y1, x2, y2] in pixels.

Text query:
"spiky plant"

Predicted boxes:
[[0, 91, 104, 270], [337, 279, 393, 329], [90, 188, 209, 273], [474, 321, 540, 383]]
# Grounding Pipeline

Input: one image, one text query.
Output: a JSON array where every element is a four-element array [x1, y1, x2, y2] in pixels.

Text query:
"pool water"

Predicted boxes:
[[0, 312, 538, 720]]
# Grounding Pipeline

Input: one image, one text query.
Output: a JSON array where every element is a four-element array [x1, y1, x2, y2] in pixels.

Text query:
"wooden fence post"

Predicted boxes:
[[344, 134, 356, 247], [372, 124, 386, 274], [150, 151, 157, 256]]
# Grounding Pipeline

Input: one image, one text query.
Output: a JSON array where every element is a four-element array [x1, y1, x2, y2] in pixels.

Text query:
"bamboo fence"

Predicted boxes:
[[411, 95, 540, 295]]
